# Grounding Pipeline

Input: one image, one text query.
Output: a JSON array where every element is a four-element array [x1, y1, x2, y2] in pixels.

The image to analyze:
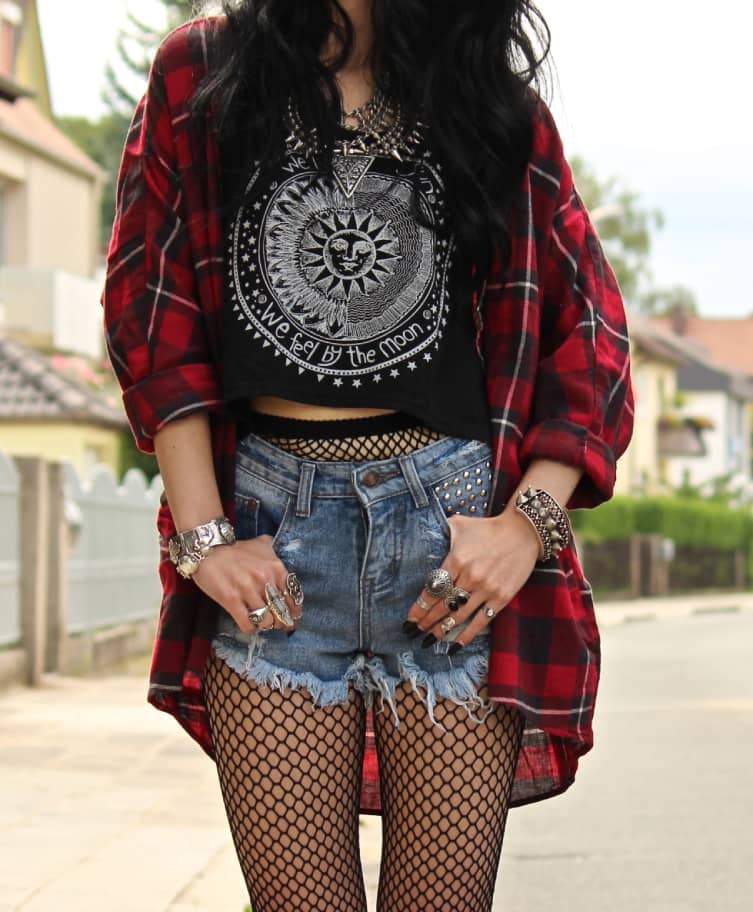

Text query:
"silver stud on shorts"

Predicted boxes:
[[435, 463, 492, 518]]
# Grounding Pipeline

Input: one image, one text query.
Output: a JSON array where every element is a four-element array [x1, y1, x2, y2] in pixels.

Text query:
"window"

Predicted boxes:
[[726, 399, 742, 472]]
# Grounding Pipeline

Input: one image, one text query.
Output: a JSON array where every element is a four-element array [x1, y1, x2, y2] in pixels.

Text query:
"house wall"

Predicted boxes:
[[726, 396, 751, 478], [1, 149, 100, 275], [618, 354, 678, 496], [0, 423, 122, 480], [0, 133, 24, 181], [25, 153, 100, 275], [671, 391, 751, 485], [0, 266, 104, 358], [0, 134, 103, 357], [0, 135, 25, 267]]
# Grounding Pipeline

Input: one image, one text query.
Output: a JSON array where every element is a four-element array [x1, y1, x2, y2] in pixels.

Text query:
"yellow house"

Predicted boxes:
[[622, 311, 702, 496], [2, 0, 51, 116], [0, 334, 126, 478], [1, 0, 106, 357], [650, 307, 753, 438], [0, 2, 123, 478]]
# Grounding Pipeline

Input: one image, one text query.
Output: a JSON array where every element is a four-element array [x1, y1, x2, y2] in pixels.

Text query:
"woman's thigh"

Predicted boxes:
[[373, 681, 525, 912], [203, 649, 369, 912]]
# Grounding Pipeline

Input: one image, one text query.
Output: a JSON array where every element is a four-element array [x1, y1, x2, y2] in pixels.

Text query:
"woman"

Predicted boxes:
[[102, 1, 635, 909]]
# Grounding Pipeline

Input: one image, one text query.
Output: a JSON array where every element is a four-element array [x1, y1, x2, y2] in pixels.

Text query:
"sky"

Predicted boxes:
[[37, 0, 753, 318]]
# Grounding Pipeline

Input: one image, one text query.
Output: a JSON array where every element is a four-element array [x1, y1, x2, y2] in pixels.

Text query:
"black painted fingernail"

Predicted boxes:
[[402, 621, 419, 636], [421, 633, 437, 649], [448, 642, 464, 656]]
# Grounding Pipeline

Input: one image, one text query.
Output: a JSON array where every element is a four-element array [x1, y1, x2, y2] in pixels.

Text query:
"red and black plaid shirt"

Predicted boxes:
[[102, 17, 635, 812]]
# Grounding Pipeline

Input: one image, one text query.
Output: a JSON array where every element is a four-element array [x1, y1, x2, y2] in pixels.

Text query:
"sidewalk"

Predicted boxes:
[[0, 656, 381, 912], [592, 587, 753, 627], [1, 589, 751, 911]]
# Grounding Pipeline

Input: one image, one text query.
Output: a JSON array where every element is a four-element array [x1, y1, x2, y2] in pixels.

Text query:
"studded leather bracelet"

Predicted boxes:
[[514, 485, 573, 562]]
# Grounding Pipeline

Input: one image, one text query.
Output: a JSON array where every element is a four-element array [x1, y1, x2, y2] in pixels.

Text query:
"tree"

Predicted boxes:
[[102, 1, 196, 122], [56, 1, 196, 254], [55, 112, 134, 252], [570, 155, 664, 305], [571, 157, 700, 317], [640, 285, 700, 318]]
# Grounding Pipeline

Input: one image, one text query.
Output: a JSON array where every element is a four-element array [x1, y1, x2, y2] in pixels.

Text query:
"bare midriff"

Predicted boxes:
[[250, 395, 399, 421]]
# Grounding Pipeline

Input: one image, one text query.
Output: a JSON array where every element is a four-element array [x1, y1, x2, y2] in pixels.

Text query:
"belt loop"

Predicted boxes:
[[398, 453, 429, 510], [296, 462, 316, 518]]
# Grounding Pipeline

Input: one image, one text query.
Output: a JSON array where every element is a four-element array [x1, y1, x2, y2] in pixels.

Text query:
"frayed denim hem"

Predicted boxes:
[[211, 635, 355, 710], [211, 634, 493, 735], [375, 650, 494, 734]]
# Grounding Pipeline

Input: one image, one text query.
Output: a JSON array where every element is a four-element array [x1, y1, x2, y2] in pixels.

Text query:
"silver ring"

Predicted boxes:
[[284, 572, 304, 607], [247, 605, 271, 628], [416, 595, 433, 612], [265, 583, 294, 628], [424, 568, 454, 599], [445, 585, 470, 613], [440, 617, 457, 635], [484, 606, 497, 619]]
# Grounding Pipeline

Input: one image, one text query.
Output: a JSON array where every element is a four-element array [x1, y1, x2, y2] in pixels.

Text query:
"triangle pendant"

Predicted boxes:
[[332, 154, 375, 199]]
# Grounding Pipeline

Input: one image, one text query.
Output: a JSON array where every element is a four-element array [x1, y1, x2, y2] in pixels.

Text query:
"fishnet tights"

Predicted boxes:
[[204, 651, 525, 911], [203, 650, 368, 912], [257, 423, 448, 461], [374, 682, 525, 912]]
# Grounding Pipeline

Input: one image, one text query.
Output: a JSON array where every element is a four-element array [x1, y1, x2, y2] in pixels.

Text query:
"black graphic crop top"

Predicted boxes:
[[220, 126, 491, 444]]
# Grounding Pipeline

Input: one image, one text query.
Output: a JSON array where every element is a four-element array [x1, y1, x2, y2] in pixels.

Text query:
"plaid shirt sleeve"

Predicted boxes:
[[101, 41, 223, 454], [517, 104, 635, 510]]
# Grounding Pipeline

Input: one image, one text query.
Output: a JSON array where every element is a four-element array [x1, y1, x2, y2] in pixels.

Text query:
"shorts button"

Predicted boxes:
[[363, 470, 381, 487], [247, 497, 258, 511]]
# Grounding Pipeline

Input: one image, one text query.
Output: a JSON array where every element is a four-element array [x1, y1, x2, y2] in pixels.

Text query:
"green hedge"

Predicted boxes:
[[571, 495, 753, 584], [571, 495, 753, 544]]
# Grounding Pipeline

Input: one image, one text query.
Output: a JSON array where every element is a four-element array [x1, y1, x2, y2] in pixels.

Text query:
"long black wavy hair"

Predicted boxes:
[[190, 0, 551, 286]]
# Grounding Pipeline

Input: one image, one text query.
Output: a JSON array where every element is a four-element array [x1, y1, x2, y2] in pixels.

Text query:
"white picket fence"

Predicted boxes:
[[0, 451, 20, 648], [65, 464, 163, 634], [0, 452, 163, 656]]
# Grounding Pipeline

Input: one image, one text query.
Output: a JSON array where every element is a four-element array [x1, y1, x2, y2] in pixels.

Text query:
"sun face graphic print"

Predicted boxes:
[[304, 208, 398, 304], [228, 151, 455, 385]]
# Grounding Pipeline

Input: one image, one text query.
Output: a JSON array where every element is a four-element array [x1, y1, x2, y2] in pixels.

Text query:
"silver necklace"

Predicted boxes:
[[286, 88, 425, 161], [340, 87, 391, 132]]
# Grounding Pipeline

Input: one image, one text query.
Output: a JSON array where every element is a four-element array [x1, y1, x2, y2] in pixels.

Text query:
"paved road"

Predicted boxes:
[[1, 593, 751, 910], [495, 602, 753, 911]]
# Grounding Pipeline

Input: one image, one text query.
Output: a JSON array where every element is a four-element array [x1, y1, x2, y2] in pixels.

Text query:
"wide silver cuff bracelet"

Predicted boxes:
[[168, 517, 236, 579]]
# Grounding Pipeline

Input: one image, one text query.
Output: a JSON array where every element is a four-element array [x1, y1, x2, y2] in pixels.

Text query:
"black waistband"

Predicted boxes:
[[238, 410, 431, 441]]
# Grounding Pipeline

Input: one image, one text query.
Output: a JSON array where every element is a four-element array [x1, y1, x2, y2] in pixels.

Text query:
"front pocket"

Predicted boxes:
[[233, 469, 294, 548], [233, 493, 259, 541], [428, 457, 494, 537]]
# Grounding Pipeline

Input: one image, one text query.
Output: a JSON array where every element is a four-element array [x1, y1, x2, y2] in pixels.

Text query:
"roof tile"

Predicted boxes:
[[0, 335, 127, 428], [649, 315, 753, 380]]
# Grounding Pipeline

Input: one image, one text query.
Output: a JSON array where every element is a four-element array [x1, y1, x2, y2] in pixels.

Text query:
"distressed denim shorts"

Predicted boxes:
[[211, 430, 496, 730]]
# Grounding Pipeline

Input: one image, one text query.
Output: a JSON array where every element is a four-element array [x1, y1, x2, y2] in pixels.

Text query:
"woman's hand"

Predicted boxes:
[[192, 535, 302, 635], [403, 509, 542, 652]]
